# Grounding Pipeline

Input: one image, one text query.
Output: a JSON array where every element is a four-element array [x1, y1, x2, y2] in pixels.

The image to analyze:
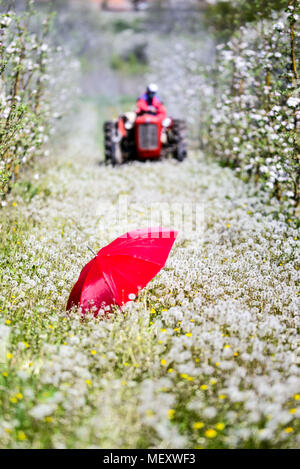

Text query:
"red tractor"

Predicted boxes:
[[103, 111, 187, 165]]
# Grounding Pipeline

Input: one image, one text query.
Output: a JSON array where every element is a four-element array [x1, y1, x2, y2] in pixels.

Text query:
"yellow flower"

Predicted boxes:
[[210, 379, 217, 385], [16, 393, 23, 400], [5, 320, 11, 325], [168, 368, 174, 373], [294, 394, 300, 401], [12, 202, 17, 207], [193, 422, 204, 430], [200, 385, 208, 390], [90, 350, 97, 355], [289, 408, 296, 414], [168, 409, 175, 419], [161, 359, 167, 366], [161, 329, 166, 333], [10, 397, 18, 404], [6, 353, 12, 360], [205, 429, 217, 438], [215, 362, 220, 367], [185, 333, 192, 337], [224, 344, 230, 349], [45, 417, 53, 423], [2, 372, 8, 377], [17, 431, 27, 441], [23, 342, 29, 348], [150, 308, 156, 315], [218, 394, 227, 400], [180, 373, 188, 379], [284, 427, 293, 433], [85, 379, 92, 387], [146, 409, 154, 417], [216, 422, 225, 431]]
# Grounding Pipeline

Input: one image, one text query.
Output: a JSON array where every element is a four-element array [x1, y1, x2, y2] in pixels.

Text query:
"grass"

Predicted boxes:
[[0, 102, 299, 449]]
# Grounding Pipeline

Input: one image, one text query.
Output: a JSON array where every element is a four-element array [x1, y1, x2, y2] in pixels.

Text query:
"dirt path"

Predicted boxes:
[[0, 103, 299, 449]]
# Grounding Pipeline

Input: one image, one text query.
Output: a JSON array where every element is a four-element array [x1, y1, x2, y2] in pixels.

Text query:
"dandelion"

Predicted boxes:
[[216, 423, 225, 431], [17, 431, 27, 441], [29, 404, 56, 420], [205, 429, 217, 438], [193, 422, 204, 430]]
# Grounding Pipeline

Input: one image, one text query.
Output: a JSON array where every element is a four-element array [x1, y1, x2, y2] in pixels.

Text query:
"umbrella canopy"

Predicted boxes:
[[66, 227, 178, 315]]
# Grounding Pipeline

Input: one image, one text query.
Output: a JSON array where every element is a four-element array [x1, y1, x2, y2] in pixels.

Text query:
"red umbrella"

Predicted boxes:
[[66, 227, 178, 316]]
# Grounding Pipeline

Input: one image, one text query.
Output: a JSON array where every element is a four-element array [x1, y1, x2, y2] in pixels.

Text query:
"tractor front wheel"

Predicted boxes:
[[111, 140, 123, 166], [172, 119, 187, 162]]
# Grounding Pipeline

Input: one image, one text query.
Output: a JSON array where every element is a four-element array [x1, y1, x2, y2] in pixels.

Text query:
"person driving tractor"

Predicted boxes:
[[136, 83, 167, 120]]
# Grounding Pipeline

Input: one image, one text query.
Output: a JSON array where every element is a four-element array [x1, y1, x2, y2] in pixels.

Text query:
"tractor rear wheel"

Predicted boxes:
[[172, 119, 187, 162], [103, 121, 124, 166]]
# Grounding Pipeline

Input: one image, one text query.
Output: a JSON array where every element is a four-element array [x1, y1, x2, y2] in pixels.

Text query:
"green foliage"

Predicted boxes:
[[204, 0, 289, 40], [112, 17, 144, 33], [110, 52, 148, 75], [200, 3, 300, 214], [0, 4, 77, 199]]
